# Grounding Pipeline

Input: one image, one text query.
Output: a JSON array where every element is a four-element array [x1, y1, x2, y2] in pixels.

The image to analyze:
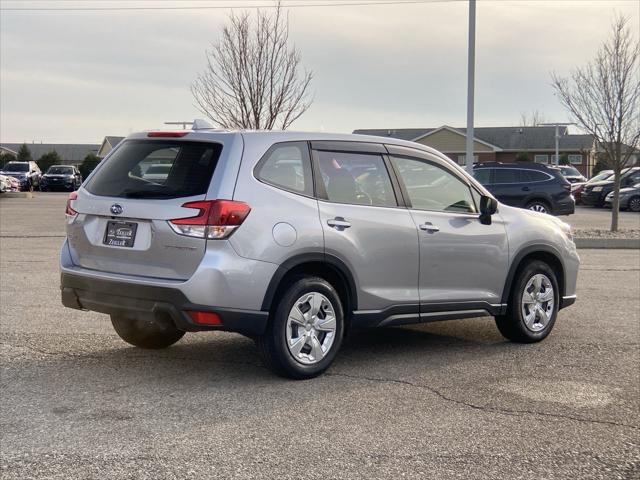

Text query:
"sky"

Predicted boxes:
[[0, 0, 638, 144]]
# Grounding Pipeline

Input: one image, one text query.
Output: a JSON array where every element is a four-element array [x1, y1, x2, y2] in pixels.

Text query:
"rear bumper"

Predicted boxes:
[[61, 272, 268, 336], [553, 199, 575, 216]]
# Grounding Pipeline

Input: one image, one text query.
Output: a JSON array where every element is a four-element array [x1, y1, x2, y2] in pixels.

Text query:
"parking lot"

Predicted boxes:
[[1, 193, 639, 479]]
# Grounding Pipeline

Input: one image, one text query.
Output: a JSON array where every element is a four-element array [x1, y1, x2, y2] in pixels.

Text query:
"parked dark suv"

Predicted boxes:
[[472, 162, 574, 215], [40, 165, 82, 191], [581, 167, 640, 207]]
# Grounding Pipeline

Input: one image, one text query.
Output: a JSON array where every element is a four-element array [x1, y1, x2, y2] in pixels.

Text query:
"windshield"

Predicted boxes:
[[2, 163, 29, 173], [46, 166, 73, 175], [560, 166, 581, 176], [85, 140, 223, 199], [589, 171, 613, 182]]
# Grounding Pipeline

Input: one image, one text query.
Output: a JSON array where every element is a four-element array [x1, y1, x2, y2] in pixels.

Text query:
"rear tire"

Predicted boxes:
[[526, 200, 551, 215], [256, 276, 344, 379], [110, 314, 185, 349], [495, 260, 559, 343]]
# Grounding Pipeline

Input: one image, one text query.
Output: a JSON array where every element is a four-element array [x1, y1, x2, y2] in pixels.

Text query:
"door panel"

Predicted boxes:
[[319, 201, 419, 309], [313, 147, 419, 310], [390, 154, 509, 306], [409, 210, 508, 304]]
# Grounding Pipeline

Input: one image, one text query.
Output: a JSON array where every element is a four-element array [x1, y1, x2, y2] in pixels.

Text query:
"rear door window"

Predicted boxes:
[[316, 151, 397, 207], [493, 169, 520, 184], [85, 140, 222, 199]]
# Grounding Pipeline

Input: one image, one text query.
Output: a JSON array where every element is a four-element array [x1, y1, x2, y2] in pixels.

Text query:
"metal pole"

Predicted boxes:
[[465, 0, 476, 174], [554, 125, 559, 165]]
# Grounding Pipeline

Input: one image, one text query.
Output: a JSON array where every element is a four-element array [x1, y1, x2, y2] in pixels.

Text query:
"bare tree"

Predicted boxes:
[[191, 4, 313, 130], [519, 110, 546, 127], [551, 16, 640, 231]]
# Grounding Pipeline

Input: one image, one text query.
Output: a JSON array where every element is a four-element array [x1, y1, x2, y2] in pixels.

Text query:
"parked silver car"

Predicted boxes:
[[60, 129, 579, 379]]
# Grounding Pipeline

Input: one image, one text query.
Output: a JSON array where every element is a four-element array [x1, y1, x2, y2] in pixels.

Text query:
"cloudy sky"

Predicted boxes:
[[1, 0, 638, 144]]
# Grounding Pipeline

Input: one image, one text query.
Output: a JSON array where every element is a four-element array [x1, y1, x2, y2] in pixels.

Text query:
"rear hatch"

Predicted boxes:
[[67, 138, 223, 280]]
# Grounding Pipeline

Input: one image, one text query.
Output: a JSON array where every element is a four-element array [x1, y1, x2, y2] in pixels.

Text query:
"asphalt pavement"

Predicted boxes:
[[1, 193, 639, 479]]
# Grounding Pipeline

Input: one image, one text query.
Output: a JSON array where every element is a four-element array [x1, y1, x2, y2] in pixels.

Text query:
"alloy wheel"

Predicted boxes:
[[521, 274, 554, 332], [528, 203, 548, 214], [286, 292, 337, 365]]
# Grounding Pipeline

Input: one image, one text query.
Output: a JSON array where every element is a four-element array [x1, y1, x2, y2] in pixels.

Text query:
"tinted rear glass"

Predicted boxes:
[[493, 169, 520, 184], [3, 163, 29, 173], [47, 166, 74, 175], [527, 170, 551, 182], [85, 140, 222, 199]]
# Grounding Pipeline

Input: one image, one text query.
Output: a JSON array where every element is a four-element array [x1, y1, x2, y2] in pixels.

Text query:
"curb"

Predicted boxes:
[[0, 192, 34, 199], [574, 237, 640, 249]]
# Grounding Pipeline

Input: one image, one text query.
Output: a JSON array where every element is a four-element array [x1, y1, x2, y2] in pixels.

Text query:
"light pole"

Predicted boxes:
[[538, 122, 575, 165], [465, 0, 476, 174]]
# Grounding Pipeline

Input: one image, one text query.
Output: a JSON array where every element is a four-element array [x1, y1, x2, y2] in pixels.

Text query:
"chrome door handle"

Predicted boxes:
[[327, 217, 351, 229], [419, 222, 439, 233]]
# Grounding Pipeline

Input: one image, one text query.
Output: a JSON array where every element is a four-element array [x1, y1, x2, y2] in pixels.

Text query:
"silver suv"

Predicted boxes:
[[60, 129, 579, 379]]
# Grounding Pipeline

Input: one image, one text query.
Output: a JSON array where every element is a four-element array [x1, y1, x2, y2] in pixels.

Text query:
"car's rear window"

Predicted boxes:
[[85, 140, 222, 199], [47, 166, 74, 175]]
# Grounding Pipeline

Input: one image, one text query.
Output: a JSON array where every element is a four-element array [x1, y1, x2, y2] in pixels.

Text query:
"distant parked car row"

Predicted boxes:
[[580, 167, 640, 211], [0, 161, 82, 192]]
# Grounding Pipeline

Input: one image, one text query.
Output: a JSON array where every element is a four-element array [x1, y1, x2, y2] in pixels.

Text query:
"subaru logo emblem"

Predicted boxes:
[[110, 204, 123, 215]]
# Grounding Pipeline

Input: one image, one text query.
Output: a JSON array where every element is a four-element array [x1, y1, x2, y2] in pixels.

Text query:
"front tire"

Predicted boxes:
[[110, 314, 185, 349], [256, 276, 344, 379], [495, 260, 559, 343], [526, 200, 551, 215], [628, 196, 640, 212]]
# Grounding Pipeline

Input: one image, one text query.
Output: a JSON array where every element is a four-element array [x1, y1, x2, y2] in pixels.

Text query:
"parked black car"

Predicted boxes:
[[473, 162, 574, 215], [557, 165, 587, 184], [0, 161, 41, 191], [581, 167, 640, 207], [604, 182, 640, 212], [40, 165, 82, 191]]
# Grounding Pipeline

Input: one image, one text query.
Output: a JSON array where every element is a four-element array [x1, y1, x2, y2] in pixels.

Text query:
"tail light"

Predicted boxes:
[[169, 200, 251, 239], [187, 311, 222, 326], [65, 191, 78, 216]]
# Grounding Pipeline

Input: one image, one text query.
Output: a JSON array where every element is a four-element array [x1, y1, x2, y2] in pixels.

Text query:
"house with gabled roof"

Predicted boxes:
[[353, 125, 597, 175], [97, 136, 126, 158]]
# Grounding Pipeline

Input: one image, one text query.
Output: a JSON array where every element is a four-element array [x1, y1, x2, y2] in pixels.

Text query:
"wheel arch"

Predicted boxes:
[[524, 195, 552, 209], [261, 253, 358, 318], [501, 245, 566, 306]]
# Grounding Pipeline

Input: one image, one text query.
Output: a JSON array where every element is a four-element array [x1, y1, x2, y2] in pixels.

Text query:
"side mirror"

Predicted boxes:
[[479, 195, 497, 225]]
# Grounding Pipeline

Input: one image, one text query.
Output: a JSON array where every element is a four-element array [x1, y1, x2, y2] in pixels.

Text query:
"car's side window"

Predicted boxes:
[[473, 168, 492, 185], [493, 169, 520, 184], [255, 142, 313, 196], [391, 155, 477, 213], [315, 151, 397, 207], [524, 170, 550, 182]]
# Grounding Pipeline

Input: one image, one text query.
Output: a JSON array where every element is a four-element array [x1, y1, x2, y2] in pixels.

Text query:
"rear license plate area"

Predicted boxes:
[[103, 221, 138, 248]]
